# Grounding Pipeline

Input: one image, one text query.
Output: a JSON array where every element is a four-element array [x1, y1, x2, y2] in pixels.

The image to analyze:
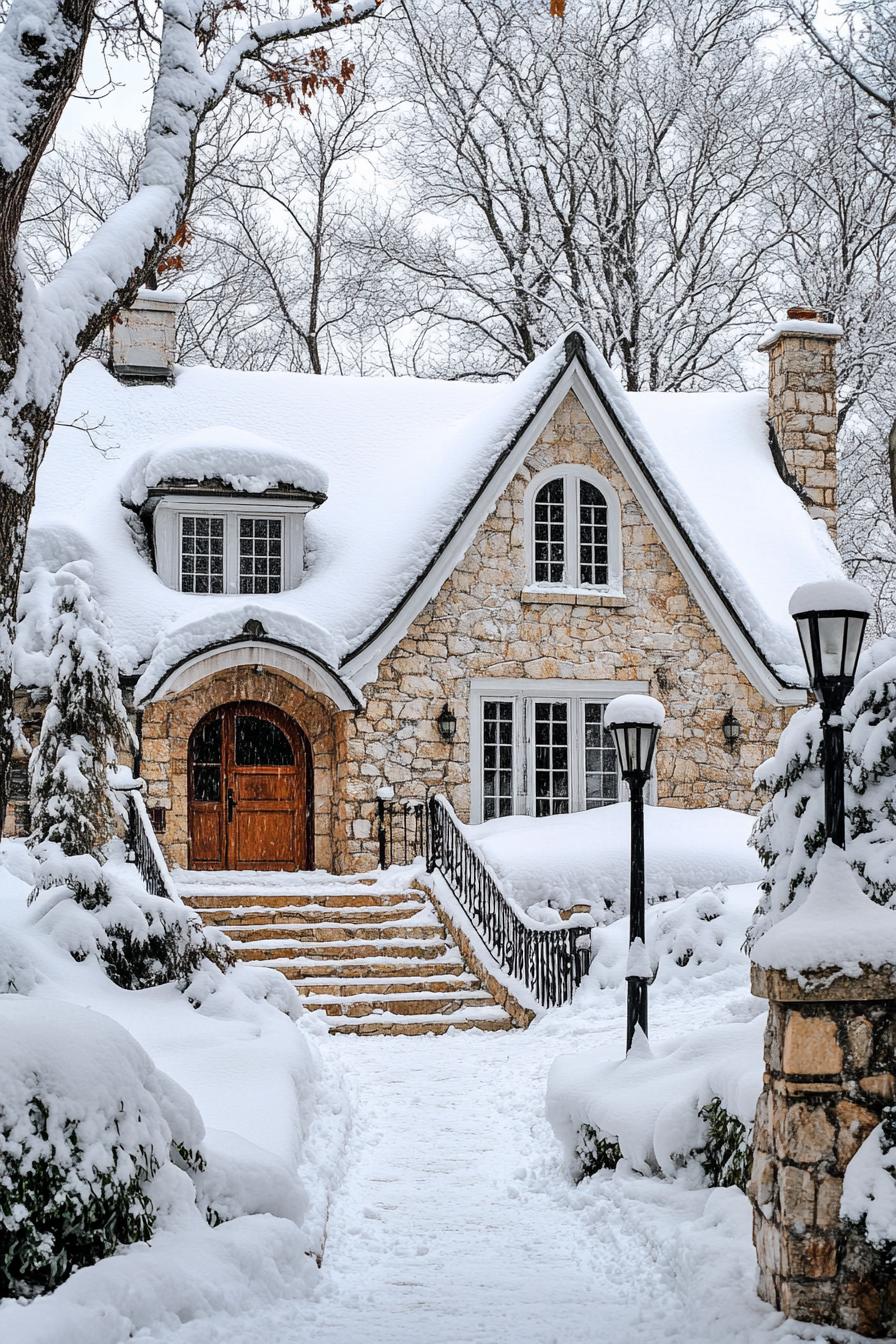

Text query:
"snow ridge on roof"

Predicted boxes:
[[121, 427, 328, 506]]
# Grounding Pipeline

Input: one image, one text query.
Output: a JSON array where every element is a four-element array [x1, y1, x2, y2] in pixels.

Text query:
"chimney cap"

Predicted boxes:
[[757, 313, 844, 352]]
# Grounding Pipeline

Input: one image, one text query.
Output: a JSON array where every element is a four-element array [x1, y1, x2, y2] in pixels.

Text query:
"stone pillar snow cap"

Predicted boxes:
[[751, 843, 896, 981], [757, 317, 844, 352]]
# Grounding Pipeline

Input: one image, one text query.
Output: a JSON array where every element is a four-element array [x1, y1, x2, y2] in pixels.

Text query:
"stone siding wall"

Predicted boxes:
[[766, 331, 838, 537], [140, 667, 343, 871], [334, 390, 792, 872], [750, 964, 896, 1337]]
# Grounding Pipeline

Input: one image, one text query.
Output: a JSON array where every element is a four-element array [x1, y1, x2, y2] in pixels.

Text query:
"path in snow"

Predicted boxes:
[[154, 996, 815, 1344]]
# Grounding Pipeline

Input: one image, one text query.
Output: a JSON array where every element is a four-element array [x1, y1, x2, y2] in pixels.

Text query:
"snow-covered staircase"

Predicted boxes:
[[177, 871, 516, 1035]]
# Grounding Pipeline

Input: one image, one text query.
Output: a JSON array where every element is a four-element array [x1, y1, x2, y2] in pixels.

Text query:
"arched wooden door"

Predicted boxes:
[[188, 703, 311, 871]]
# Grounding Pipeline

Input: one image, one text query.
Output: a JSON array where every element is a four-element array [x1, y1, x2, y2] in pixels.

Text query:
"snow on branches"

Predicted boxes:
[[28, 561, 130, 865], [749, 634, 896, 943]]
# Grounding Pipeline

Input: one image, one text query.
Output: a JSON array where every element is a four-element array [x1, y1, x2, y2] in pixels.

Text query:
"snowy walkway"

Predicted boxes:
[[152, 998, 816, 1344]]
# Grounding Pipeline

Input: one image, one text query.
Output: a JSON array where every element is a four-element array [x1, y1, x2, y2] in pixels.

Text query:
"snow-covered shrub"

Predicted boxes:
[[548, 1017, 764, 1184], [694, 1098, 751, 1191], [842, 1105, 896, 1265], [27, 563, 131, 864], [27, 845, 234, 991], [586, 883, 756, 991], [0, 997, 204, 1298], [573, 1125, 622, 1179], [846, 637, 896, 907], [749, 637, 896, 943], [748, 705, 825, 946]]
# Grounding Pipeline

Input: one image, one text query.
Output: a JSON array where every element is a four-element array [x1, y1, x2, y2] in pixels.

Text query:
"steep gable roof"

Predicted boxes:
[[21, 331, 843, 706]]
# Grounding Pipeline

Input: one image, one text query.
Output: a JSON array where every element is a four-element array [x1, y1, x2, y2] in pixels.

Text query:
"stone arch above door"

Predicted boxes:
[[140, 666, 344, 872]]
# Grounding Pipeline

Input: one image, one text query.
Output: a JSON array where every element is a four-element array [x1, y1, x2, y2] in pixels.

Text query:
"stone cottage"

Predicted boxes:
[[14, 298, 845, 875]]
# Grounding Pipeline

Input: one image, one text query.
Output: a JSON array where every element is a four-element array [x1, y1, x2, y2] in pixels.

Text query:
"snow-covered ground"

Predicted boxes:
[[464, 801, 762, 915], [0, 846, 348, 1343], [116, 882, 856, 1344]]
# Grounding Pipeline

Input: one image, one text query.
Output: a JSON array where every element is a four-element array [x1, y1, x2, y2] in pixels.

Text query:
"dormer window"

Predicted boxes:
[[121, 429, 328, 597], [178, 513, 285, 595]]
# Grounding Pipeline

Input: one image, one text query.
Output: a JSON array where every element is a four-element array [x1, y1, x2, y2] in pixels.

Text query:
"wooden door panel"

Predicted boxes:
[[236, 771, 295, 802], [232, 809, 296, 867], [191, 805, 224, 869]]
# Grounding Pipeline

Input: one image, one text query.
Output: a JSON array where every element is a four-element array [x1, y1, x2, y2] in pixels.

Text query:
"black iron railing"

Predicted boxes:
[[124, 787, 178, 900], [426, 794, 592, 1008], [376, 791, 426, 868]]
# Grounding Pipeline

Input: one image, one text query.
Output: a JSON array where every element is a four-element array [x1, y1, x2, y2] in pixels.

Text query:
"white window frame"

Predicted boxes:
[[153, 496, 313, 594], [524, 465, 623, 596], [470, 678, 652, 822]]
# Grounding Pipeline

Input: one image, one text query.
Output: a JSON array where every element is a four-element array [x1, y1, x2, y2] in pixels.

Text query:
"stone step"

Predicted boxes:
[[197, 902, 427, 926], [229, 939, 454, 962], [182, 890, 414, 910], [325, 1008, 514, 1036], [221, 921, 444, 944], [295, 973, 480, 996], [246, 955, 467, 979], [302, 990, 495, 1017]]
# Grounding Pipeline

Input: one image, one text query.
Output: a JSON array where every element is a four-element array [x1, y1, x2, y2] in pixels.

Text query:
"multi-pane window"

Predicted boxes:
[[529, 473, 615, 590], [533, 479, 565, 584], [239, 517, 282, 595], [583, 702, 619, 808], [579, 481, 609, 587], [475, 688, 633, 820], [181, 516, 225, 594], [533, 701, 570, 817], [482, 700, 515, 820]]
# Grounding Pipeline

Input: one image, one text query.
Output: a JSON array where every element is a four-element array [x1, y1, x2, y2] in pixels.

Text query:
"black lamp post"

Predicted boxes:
[[605, 694, 665, 1052], [789, 580, 872, 849]]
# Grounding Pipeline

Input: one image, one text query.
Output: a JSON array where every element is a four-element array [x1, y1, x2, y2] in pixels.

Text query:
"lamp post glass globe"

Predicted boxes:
[[788, 580, 872, 850], [789, 580, 872, 718]]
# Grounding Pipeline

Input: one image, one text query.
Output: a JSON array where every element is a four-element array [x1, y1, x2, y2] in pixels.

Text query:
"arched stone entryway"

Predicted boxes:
[[140, 666, 344, 871]]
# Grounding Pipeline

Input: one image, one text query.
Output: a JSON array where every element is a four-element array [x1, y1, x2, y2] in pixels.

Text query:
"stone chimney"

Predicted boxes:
[[110, 287, 185, 384], [758, 306, 843, 539]]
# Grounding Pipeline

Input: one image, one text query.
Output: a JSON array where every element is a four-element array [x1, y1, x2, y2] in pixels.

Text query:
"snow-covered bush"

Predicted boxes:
[[27, 842, 234, 991], [846, 636, 896, 907], [20, 564, 233, 990], [586, 883, 756, 990], [748, 705, 825, 946], [27, 563, 131, 865], [748, 636, 896, 943], [548, 1017, 764, 1186], [0, 997, 204, 1298]]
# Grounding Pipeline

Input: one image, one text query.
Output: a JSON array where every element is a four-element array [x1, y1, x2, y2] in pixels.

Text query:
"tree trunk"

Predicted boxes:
[[0, 406, 54, 822]]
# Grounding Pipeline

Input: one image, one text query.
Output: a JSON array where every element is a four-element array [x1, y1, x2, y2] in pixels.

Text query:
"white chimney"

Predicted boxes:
[[110, 287, 185, 383]]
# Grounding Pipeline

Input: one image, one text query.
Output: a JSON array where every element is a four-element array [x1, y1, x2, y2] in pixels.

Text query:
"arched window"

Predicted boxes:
[[526, 468, 621, 592]]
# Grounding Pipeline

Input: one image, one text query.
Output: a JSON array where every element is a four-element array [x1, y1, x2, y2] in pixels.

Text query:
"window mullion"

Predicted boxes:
[[566, 476, 575, 588]]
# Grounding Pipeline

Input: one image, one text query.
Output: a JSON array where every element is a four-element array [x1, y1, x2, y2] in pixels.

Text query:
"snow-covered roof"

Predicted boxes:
[[121, 427, 328, 507], [24, 333, 844, 703]]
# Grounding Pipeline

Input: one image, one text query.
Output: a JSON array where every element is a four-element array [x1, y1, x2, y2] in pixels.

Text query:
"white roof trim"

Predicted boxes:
[[342, 359, 807, 708], [144, 639, 359, 711]]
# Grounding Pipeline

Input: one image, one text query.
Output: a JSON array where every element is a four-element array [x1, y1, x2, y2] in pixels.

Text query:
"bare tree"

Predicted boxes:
[[787, 0, 896, 123], [0, 0, 385, 812], [379, 0, 792, 387]]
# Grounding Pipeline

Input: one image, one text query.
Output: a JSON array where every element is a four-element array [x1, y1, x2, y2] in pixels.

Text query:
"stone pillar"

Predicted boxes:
[[749, 963, 896, 1337], [758, 306, 842, 540]]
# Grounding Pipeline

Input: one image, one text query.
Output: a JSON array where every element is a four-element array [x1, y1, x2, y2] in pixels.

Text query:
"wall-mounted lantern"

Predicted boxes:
[[722, 707, 742, 752], [437, 703, 457, 742]]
